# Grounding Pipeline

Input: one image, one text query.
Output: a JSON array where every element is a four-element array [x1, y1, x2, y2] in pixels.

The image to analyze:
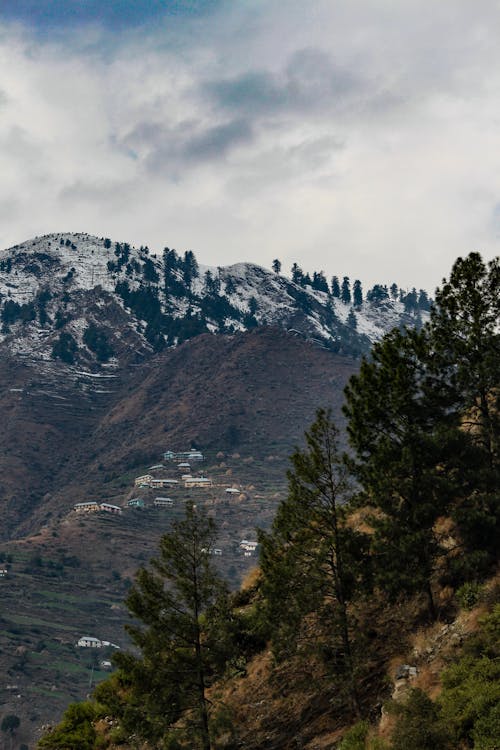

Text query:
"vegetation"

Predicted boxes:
[[37, 251, 499, 749]]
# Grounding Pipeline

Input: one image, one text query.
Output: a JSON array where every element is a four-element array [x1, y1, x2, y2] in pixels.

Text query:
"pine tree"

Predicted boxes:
[[114, 503, 230, 749], [183, 250, 199, 287], [331, 275, 340, 297], [272, 258, 282, 274], [343, 328, 462, 617], [259, 409, 369, 715], [353, 280, 363, 306], [428, 253, 500, 580], [341, 276, 351, 304], [291, 262, 304, 285], [430, 252, 499, 468]]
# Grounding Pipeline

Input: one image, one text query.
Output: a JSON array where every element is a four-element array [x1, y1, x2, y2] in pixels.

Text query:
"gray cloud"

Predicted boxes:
[[183, 118, 253, 159], [206, 48, 363, 119]]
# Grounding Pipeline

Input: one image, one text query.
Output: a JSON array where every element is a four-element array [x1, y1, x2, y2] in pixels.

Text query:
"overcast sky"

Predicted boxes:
[[0, 0, 499, 290]]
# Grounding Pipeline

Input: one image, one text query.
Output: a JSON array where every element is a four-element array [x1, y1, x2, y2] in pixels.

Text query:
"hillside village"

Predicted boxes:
[[70, 446, 262, 562]]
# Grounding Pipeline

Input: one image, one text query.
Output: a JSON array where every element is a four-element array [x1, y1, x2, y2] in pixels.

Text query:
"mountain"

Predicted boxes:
[[0, 232, 427, 370], [0, 233, 429, 746]]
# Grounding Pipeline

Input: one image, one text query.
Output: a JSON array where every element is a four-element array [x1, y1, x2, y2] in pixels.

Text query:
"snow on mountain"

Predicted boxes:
[[0, 232, 427, 368]]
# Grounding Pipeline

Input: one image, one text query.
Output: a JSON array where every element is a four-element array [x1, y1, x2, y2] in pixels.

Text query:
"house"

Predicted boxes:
[[213, 548, 223, 556], [154, 497, 174, 507], [150, 478, 178, 488], [128, 498, 145, 508], [225, 488, 240, 495], [0, 569, 8, 577], [77, 636, 102, 648], [181, 474, 192, 481], [100, 503, 122, 515], [135, 474, 153, 486], [74, 501, 100, 513], [185, 477, 213, 488], [178, 462, 191, 470], [148, 464, 164, 471], [240, 539, 259, 552], [163, 450, 204, 462]]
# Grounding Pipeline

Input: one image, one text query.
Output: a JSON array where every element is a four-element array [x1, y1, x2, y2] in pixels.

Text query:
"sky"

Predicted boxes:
[[0, 0, 499, 291]]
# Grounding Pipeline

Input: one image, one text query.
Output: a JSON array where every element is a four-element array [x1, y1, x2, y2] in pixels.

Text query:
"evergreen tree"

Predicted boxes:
[[183, 250, 199, 288], [347, 309, 357, 330], [403, 287, 419, 314], [352, 280, 363, 306], [343, 328, 462, 617], [51, 332, 78, 364], [312, 271, 329, 293], [429, 252, 499, 468], [114, 502, 230, 749], [390, 282, 399, 300], [291, 262, 304, 285], [272, 258, 282, 274], [331, 275, 340, 298], [428, 253, 500, 579], [418, 289, 431, 311], [341, 276, 351, 304], [259, 409, 369, 715], [366, 284, 389, 303]]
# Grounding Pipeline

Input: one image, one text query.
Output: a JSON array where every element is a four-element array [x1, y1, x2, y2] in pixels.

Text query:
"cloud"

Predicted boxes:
[[0, 1, 499, 291], [206, 49, 363, 120]]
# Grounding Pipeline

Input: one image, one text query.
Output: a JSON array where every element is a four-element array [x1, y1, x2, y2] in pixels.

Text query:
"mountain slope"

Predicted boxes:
[[0, 232, 426, 368]]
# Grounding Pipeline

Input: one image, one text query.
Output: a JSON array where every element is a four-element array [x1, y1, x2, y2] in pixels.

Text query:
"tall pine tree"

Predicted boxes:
[[114, 503, 230, 749], [259, 409, 369, 714]]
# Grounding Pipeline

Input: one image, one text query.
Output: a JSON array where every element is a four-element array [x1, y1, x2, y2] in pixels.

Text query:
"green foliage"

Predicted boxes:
[[438, 605, 500, 749], [338, 720, 369, 749], [384, 607, 500, 750], [344, 327, 461, 616], [113, 502, 233, 749], [260, 409, 369, 713], [37, 702, 97, 750], [456, 581, 483, 610], [389, 689, 450, 750], [338, 721, 389, 750]]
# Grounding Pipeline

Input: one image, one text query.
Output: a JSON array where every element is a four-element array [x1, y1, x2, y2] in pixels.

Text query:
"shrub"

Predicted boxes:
[[456, 581, 482, 610]]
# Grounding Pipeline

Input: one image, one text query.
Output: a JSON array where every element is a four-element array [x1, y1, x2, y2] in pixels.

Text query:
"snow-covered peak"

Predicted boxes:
[[0, 232, 428, 369]]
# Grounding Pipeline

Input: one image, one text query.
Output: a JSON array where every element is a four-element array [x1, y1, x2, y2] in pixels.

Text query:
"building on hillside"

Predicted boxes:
[[225, 488, 240, 495], [240, 540, 259, 553], [150, 478, 178, 488], [77, 636, 102, 648], [185, 476, 213, 488], [127, 498, 145, 508], [135, 474, 153, 486], [177, 462, 191, 470], [154, 497, 174, 507], [0, 569, 8, 577], [74, 501, 100, 513], [100, 503, 122, 515], [163, 450, 204, 462], [213, 548, 223, 556]]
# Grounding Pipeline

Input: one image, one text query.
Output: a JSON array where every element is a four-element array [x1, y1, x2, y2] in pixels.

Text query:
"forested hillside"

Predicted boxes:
[[36, 252, 499, 750]]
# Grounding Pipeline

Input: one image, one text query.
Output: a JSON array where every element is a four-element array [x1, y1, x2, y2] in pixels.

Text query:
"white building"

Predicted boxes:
[[77, 636, 102, 648]]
